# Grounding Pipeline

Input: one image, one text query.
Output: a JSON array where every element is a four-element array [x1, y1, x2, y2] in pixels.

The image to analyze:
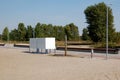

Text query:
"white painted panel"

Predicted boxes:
[[46, 38, 56, 49], [30, 38, 36, 48], [36, 38, 45, 49]]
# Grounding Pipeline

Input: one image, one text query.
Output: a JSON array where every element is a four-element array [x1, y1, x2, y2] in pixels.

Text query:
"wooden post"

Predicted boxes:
[[65, 35, 67, 56], [91, 48, 94, 59]]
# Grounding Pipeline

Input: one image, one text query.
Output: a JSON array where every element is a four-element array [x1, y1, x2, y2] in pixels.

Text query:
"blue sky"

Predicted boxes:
[[0, 0, 120, 35]]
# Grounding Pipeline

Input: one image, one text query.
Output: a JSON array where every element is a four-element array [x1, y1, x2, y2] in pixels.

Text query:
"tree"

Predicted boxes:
[[35, 23, 44, 38], [18, 23, 26, 41], [26, 25, 33, 41], [82, 28, 90, 40], [0, 34, 2, 41], [44, 24, 53, 37], [42, 24, 51, 37], [53, 26, 58, 39], [2, 27, 9, 41], [84, 2, 115, 42], [10, 29, 19, 41], [65, 23, 79, 41], [53, 26, 65, 41], [113, 32, 120, 43]]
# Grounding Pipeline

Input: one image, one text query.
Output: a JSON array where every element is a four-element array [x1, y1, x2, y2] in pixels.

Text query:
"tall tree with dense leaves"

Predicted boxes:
[[35, 23, 45, 38], [10, 29, 19, 41], [42, 24, 49, 37], [18, 23, 26, 41], [0, 34, 2, 41], [65, 23, 79, 41], [84, 2, 115, 42], [82, 28, 90, 40], [113, 32, 120, 43], [57, 26, 65, 41], [53, 26, 65, 41], [26, 25, 33, 41], [2, 27, 9, 41], [53, 26, 58, 39], [44, 24, 53, 37]]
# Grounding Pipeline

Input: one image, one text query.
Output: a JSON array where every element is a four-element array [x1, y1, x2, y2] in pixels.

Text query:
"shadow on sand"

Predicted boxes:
[[23, 51, 48, 54]]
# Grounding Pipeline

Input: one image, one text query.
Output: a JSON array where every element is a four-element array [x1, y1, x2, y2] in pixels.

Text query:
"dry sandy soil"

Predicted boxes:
[[0, 47, 120, 80]]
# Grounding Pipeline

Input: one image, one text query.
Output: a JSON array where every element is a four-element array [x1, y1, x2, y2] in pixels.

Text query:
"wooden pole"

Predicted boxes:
[[91, 48, 94, 59], [65, 35, 67, 56]]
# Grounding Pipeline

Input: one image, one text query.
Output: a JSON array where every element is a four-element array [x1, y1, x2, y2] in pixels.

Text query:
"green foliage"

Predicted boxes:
[[65, 23, 80, 41], [34, 23, 65, 40], [26, 25, 33, 41], [3, 22, 80, 41], [0, 34, 2, 41], [2, 27, 9, 41], [35, 23, 44, 37], [113, 32, 120, 43], [18, 23, 26, 41], [34, 22, 79, 41], [44, 24, 53, 37], [54, 26, 65, 41], [10, 29, 19, 41], [82, 28, 90, 40], [84, 2, 115, 42]]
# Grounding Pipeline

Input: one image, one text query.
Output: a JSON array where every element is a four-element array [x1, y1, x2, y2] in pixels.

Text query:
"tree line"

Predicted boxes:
[[1, 23, 80, 41]]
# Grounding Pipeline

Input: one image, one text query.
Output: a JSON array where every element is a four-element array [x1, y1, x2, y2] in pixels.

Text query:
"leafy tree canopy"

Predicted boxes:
[[84, 2, 115, 42], [2, 27, 9, 41]]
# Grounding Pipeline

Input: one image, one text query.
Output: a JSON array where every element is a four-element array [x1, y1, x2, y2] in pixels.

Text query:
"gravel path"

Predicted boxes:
[[0, 47, 120, 80]]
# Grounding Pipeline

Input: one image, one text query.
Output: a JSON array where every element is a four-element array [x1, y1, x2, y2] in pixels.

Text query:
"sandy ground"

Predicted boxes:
[[0, 47, 120, 80]]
